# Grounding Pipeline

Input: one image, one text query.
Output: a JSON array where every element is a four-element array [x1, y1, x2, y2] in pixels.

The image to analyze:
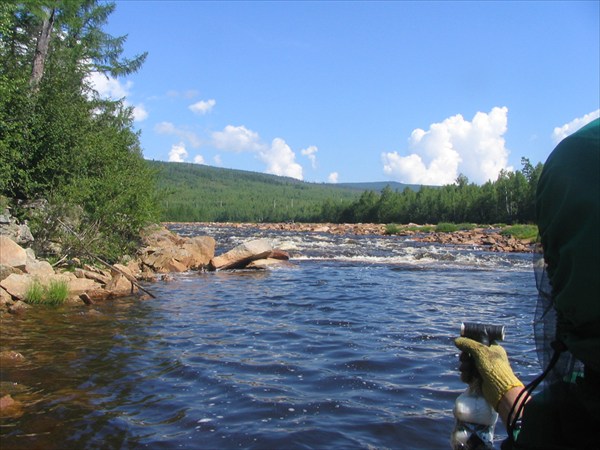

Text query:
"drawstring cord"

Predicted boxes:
[[506, 340, 567, 444]]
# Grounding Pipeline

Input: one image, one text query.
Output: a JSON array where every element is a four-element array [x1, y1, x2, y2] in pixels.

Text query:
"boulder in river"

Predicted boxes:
[[208, 238, 273, 271], [137, 226, 215, 273]]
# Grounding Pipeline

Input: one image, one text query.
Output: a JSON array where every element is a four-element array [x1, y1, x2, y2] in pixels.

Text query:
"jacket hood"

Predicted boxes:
[[535, 118, 600, 371]]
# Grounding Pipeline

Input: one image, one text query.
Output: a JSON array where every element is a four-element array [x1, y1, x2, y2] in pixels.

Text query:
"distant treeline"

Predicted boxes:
[[155, 158, 543, 225], [323, 158, 543, 225]]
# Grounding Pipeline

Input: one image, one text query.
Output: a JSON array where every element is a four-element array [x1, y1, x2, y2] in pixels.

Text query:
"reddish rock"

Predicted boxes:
[[0, 350, 25, 365], [0, 236, 27, 269], [24, 257, 54, 277], [137, 227, 215, 273], [0, 394, 24, 418]]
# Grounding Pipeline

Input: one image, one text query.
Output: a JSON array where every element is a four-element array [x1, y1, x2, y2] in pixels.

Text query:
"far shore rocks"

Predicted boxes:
[[183, 222, 535, 253]]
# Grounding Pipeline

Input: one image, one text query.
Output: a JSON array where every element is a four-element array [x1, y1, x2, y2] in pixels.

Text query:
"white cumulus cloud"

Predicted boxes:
[[87, 71, 131, 98], [552, 109, 600, 144], [189, 99, 216, 115], [193, 155, 205, 164], [155, 121, 201, 148], [212, 125, 263, 152], [168, 143, 188, 162], [301, 145, 318, 169], [382, 106, 510, 185], [212, 125, 305, 180], [259, 138, 304, 180], [214, 155, 223, 166], [132, 104, 148, 122], [87, 71, 147, 122], [328, 172, 339, 183]]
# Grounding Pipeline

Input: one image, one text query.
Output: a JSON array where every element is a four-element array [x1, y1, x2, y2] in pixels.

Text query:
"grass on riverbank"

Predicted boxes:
[[385, 222, 538, 240], [500, 224, 538, 241], [25, 279, 69, 305]]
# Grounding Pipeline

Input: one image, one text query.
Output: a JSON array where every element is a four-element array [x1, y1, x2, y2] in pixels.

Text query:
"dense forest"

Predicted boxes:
[[154, 158, 543, 226], [327, 158, 543, 225], [153, 161, 370, 222], [0, 1, 158, 261]]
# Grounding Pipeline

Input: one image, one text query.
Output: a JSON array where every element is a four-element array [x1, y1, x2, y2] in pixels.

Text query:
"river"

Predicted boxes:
[[0, 224, 541, 449]]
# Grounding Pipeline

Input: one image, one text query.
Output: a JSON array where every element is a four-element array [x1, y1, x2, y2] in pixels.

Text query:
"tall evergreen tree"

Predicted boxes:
[[0, 0, 157, 261]]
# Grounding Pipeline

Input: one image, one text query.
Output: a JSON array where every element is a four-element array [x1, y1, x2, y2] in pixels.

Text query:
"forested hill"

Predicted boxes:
[[150, 160, 414, 222], [151, 157, 544, 226]]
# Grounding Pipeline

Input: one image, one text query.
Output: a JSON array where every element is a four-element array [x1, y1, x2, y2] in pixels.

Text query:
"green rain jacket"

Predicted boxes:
[[503, 118, 600, 450]]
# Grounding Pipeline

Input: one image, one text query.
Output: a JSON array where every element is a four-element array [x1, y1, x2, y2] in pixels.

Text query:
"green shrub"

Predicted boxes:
[[45, 280, 70, 305], [500, 224, 538, 241], [435, 222, 459, 233], [456, 223, 476, 231], [25, 280, 45, 304], [24, 279, 69, 305], [385, 223, 401, 235]]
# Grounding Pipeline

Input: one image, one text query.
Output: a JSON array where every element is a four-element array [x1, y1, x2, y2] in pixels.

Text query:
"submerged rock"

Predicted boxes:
[[0, 394, 24, 419]]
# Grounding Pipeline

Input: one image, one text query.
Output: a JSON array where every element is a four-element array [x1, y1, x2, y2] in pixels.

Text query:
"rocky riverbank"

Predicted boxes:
[[0, 224, 295, 316], [1, 221, 534, 315]]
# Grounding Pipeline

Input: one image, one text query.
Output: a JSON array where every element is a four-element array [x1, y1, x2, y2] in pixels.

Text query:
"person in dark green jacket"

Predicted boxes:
[[455, 118, 600, 449]]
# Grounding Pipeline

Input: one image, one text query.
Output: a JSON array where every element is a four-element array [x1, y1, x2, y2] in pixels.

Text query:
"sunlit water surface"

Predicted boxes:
[[0, 225, 541, 449]]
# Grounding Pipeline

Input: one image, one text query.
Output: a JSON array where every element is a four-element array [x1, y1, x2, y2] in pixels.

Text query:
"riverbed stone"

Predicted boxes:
[[0, 287, 12, 304], [0, 350, 25, 365], [0, 264, 22, 282], [8, 300, 30, 314], [0, 394, 24, 419]]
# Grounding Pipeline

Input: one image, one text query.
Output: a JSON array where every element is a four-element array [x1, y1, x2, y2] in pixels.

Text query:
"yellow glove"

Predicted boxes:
[[455, 337, 524, 410]]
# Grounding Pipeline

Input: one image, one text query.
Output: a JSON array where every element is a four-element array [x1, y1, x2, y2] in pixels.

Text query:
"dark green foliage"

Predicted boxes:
[[326, 161, 542, 225], [152, 161, 361, 223], [0, 1, 158, 262], [154, 158, 541, 226], [500, 224, 538, 241]]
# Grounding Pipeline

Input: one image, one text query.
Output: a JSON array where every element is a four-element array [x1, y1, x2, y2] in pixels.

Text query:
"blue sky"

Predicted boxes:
[[96, 0, 600, 185]]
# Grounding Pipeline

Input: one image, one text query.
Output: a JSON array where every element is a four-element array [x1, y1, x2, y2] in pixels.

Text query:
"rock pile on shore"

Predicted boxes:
[[0, 225, 293, 315]]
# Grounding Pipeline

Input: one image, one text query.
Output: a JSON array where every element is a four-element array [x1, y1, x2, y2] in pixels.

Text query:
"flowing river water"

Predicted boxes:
[[0, 224, 542, 449]]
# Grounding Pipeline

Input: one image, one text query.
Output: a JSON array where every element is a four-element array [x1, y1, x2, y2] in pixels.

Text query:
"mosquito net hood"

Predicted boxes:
[[535, 118, 600, 375]]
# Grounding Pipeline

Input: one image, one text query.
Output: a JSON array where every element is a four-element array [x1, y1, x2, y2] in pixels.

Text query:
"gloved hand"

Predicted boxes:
[[455, 337, 524, 410]]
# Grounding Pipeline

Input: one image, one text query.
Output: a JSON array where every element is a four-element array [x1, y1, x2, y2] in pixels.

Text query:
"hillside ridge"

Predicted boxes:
[[150, 160, 418, 222]]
